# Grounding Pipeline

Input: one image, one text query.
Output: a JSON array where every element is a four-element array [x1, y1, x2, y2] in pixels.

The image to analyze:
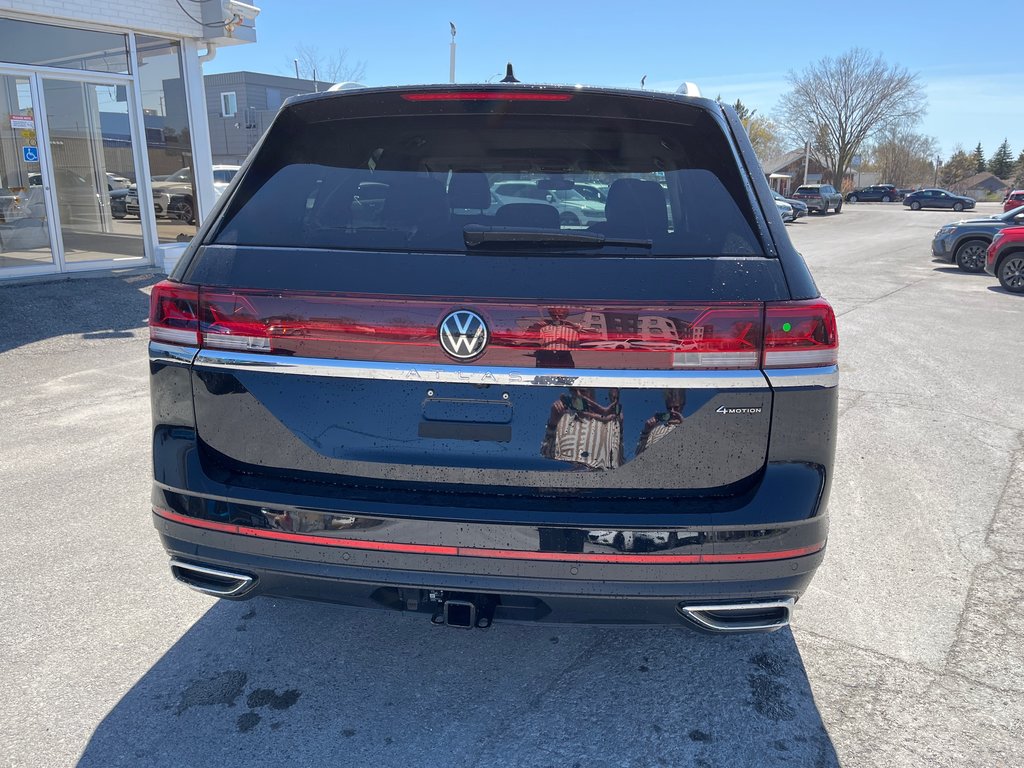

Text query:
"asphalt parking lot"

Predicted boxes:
[[1, 202, 1021, 767]]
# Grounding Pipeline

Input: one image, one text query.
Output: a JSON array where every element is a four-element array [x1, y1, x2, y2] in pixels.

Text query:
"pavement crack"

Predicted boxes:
[[836, 276, 933, 318]]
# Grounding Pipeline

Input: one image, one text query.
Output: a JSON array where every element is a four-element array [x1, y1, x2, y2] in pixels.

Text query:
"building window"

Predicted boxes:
[[221, 92, 237, 117], [0, 16, 130, 74], [136, 35, 198, 241], [266, 87, 282, 111]]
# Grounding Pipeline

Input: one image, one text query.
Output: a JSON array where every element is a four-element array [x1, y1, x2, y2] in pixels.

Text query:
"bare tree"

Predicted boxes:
[[777, 48, 926, 188], [288, 43, 366, 84], [869, 124, 938, 188], [745, 115, 784, 164]]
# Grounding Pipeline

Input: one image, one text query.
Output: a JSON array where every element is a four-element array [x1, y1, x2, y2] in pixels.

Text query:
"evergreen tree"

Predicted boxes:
[[1013, 150, 1024, 188], [972, 143, 986, 173], [732, 99, 755, 121], [988, 139, 1014, 179]]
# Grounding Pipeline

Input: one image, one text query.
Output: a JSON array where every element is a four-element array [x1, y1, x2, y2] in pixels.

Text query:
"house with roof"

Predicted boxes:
[[761, 149, 832, 195], [956, 172, 1012, 200]]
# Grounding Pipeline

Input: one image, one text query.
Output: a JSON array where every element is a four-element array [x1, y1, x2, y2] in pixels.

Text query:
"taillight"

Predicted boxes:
[[762, 300, 838, 368], [149, 281, 199, 346]]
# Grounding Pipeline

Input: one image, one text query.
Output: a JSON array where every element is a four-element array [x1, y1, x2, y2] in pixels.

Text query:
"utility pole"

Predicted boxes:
[[449, 22, 457, 84], [293, 59, 299, 80], [803, 140, 811, 186]]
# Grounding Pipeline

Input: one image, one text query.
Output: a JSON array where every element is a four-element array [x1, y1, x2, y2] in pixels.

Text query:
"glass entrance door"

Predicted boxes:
[[39, 76, 145, 267], [0, 72, 55, 273]]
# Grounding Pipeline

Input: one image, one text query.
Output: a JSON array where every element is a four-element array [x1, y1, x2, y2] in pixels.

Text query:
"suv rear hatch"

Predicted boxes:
[[154, 86, 837, 501]]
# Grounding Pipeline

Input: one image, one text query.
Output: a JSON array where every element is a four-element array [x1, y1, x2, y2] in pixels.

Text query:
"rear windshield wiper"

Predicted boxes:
[[463, 225, 652, 250]]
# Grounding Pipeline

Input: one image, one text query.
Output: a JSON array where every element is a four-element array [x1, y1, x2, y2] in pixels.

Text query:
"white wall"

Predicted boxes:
[[0, 0, 203, 39]]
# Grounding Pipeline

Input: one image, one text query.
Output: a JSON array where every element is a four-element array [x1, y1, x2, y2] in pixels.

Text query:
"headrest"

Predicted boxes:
[[448, 171, 491, 209], [494, 202, 560, 229], [605, 179, 668, 236]]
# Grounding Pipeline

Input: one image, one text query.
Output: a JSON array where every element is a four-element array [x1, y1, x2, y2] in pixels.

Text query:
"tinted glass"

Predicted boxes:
[[214, 104, 763, 257], [0, 17, 129, 74]]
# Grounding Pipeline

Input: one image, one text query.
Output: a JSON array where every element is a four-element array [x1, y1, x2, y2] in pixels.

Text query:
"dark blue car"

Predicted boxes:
[[903, 188, 975, 211], [147, 83, 839, 633]]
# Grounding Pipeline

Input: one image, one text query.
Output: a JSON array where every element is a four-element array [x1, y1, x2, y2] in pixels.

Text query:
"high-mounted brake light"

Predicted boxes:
[[401, 92, 574, 102], [762, 300, 838, 368], [149, 281, 200, 346]]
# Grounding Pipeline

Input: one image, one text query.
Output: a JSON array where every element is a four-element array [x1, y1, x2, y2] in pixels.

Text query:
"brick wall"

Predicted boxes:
[[0, 0, 203, 39]]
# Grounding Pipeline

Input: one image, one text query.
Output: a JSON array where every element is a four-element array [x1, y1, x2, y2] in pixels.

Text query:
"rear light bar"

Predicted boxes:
[[149, 281, 837, 371], [400, 91, 573, 102]]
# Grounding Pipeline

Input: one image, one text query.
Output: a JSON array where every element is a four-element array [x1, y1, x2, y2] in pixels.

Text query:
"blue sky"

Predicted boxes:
[[206, 2, 1021, 162]]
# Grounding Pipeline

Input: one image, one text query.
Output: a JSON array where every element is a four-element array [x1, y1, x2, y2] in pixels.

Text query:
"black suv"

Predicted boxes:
[[148, 84, 838, 633], [845, 184, 901, 203]]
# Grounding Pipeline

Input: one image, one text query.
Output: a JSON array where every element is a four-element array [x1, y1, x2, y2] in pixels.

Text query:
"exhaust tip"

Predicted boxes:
[[678, 598, 794, 633], [169, 559, 255, 597]]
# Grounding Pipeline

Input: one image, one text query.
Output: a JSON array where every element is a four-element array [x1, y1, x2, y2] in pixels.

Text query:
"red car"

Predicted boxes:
[[986, 225, 1024, 292], [1005, 190, 1024, 213]]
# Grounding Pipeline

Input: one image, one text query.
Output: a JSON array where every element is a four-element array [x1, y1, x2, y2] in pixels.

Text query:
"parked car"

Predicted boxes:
[[902, 189, 975, 212], [775, 198, 794, 222], [29, 170, 102, 225], [109, 188, 130, 219], [0, 186, 19, 223], [106, 172, 131, 191], [790, 183, 842, 214], [932, 205, 1024, 272], [1004, 190, 1024, 213], [574, 182, 609, 203], [772, 190, 806, 220], [845, 184, 901, 203], [148, 83, 837, 633], [126, 165, 240, 222], [492, 179, 606, 226], [986, 225, 1024, 293]]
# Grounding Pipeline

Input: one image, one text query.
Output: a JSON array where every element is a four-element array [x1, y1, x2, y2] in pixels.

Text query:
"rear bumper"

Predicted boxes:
[[152, 471, 829, 626], [156, 512, 824, 626]]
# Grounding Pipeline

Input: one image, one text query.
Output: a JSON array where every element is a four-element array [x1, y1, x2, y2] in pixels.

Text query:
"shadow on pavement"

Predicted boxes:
[[78, 599, 838, 767], [0, 272, 158, 354], [987, 285, 1022, 296]]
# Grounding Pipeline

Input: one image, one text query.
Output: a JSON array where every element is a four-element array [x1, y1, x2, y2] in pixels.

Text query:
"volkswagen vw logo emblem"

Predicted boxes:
[[438, 309, 488, 360]]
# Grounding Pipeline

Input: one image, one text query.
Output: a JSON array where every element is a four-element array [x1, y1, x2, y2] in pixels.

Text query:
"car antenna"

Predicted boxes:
[[500, 63, 520, 83]]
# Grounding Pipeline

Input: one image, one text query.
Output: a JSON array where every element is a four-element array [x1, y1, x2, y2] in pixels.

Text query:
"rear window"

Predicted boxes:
[[212, 91, 764, 257], [794, 186, 819, 194]]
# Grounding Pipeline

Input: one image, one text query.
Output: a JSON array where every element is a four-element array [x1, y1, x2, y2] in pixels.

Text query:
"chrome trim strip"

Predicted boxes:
[[149, 342, 200, 365], [169, 559, 255, 597], [679, 598, 794, 633], [191, 350, 770, 389], [765, 365, 838, 389]]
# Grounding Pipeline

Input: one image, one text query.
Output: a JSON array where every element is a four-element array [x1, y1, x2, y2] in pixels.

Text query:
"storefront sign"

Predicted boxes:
[[22, 145, 39, 163]]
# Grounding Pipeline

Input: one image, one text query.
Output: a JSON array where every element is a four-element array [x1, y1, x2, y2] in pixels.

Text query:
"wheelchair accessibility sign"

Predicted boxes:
[[23, 145, 39, 163]]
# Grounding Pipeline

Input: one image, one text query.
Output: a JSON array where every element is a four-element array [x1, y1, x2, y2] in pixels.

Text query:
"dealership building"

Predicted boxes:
[[0, 0, 259, 280]]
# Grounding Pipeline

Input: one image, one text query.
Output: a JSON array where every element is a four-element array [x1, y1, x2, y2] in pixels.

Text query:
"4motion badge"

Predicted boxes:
[[716, 405, 763, 415]]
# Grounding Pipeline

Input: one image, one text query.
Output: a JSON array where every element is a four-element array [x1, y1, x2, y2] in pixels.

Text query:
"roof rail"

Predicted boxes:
[[675, 82, 702, 97]]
